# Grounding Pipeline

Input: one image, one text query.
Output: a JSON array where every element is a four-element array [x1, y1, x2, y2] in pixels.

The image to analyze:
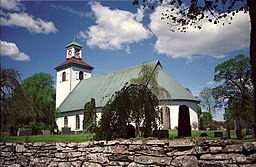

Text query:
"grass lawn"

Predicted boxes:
[[0, 133, 95, 143], [0, 130, 253, 143], [169, 129, 253, 139]]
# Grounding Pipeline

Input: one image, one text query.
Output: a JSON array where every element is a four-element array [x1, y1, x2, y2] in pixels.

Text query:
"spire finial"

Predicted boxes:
[[72, 35, 76, 42]]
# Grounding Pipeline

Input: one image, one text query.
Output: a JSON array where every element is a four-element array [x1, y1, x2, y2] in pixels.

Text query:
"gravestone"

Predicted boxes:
[[17, 128, 32, 136], [41, 130, 51, 135], [61, 127, 71, 134], [153, 130, 169, 139], [178, 105, 191, 137], [162, 105, 170, 130], [200, 133, 209, 137], [214, 132, 223, 138], [126, 124, 135, 138]]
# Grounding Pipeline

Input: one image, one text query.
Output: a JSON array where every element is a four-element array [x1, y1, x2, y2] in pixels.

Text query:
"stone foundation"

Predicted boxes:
[[0, 140, 256, 166]]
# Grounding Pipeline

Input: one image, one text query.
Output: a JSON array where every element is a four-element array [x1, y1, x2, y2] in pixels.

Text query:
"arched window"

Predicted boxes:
[[79, 71, 83, 80], [76, 114, 80, 130], [62, 72, 66, 82], [64, 116, 68, 127]]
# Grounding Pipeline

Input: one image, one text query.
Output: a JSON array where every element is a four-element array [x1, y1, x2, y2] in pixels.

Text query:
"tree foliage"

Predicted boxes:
[[95, 84, 160, 141], [131, 63, 170, 99], [0, 68, 31, 133], [224, 93, 254, 124], [83, 98, 96, 132], [213, 54, 253, 136], [133, 0, 256, 137], [22, 72, 57, 131], [199, 87, 216, 115], [213, 54, 252, 104], [133, 0, 248, 32], [201, 112, 213, 129]]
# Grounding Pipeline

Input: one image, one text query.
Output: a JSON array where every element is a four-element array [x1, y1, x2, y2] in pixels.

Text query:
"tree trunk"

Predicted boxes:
[[234, 118, 242, 140], [226, 123, 231, 139], [247, 0, 256, 138]]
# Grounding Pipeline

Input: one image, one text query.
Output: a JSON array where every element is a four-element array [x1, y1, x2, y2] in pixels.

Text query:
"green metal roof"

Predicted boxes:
[[58, 60, 199, 112], [66, 41, 83, 48]]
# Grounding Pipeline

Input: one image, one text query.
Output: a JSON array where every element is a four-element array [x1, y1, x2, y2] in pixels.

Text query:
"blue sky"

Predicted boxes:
[[0, 0, 250, 120]]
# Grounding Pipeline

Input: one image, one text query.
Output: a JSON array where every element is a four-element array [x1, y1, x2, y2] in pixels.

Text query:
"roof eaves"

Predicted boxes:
[[55, 60, 94, 71], [66, 41, 83, 48]]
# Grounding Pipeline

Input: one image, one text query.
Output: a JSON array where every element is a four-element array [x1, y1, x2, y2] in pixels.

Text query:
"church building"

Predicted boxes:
[[55, 39, 199, 132]]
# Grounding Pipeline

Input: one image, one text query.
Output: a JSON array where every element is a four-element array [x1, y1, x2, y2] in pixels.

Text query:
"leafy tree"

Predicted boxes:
[[95, 84, 160, 141], [196, 105, 213, 130], [22, 72, 56, 132], [224, 93, 254, 131], [213, 54, 252, 139], [201, 112, 213, 130], [0, 68, 31, 134], [131, 63, 170, 98], [83, 98, 96, 132], [133, 0, 256, 137], [131, 63, 170, 132], [199, 87, 216, 115], [197, 105, 204, 130]]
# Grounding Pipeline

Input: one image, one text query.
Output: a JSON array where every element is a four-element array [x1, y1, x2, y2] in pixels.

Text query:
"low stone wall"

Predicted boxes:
[[0, 140, 256, 167]]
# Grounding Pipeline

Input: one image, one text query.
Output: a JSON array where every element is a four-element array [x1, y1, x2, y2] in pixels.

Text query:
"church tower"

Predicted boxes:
[[55, 37, 94, 108]]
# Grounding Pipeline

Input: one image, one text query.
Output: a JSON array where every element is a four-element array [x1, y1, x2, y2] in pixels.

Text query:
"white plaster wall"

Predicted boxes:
[[56, 69, 72, 108], [56, 114, 84, 131], [56, 102, 198, 132], [71, 66, 92, 91], [164, 105, 198, 130], [56, 117, 64, 131], [56, 67, 92, 108]]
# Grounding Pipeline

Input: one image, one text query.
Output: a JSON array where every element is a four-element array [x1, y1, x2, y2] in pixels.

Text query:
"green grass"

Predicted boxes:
[[0, 133, 95, 143], [169, 129, 253, 139], [0, 130, 253, 143]]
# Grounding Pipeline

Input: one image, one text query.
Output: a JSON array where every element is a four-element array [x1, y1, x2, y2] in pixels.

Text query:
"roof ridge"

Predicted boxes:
[[89, 60, 161, 79]]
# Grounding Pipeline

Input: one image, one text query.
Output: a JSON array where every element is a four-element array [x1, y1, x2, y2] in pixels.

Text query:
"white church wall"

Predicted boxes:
[[159, 100, 199, 130], [56, 67, 92, 108], [56, 114, 84, 131], [56, 68, 72, 108], [166, 105, 198, 130], [56, 117, 64, 131], [56, 102, 198, 132], [72, 66, 92, 80]]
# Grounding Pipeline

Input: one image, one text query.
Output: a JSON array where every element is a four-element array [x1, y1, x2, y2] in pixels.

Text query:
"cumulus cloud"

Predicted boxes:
[[0, 40, 30, 61], [0, 0, 57, 34], [1, 12, 57, 34], [150, 5, 250, 59], [79, 2, 151, 51], [0, 0, 24, 11]]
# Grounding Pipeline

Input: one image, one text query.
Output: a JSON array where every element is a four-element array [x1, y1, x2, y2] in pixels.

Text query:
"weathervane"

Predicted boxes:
[[72, 35, 76, 42]]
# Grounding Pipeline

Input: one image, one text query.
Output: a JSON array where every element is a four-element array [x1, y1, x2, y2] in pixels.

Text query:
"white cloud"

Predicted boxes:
[[49, 3, 92, 18], [0, 0, 24, 11], [79, 2, 151, 51], [150, 5, 250, 59], [1, 12, 58, 34], [135, 7, 144, 22], [207, 80, 216, 86], [0, 40, 30, 62], [0, 0, 57, 34]]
